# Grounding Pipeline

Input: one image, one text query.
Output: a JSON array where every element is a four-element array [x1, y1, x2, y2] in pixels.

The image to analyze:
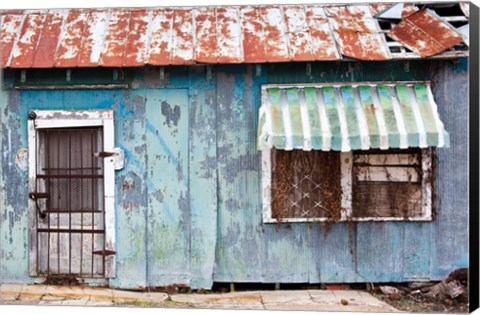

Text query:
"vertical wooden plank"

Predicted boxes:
[[189, 70, 218, 289], [145, 89, 191, 286]]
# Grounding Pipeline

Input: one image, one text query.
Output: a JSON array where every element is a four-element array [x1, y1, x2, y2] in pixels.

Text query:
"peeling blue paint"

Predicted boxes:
[[0, 60, 469, 288]]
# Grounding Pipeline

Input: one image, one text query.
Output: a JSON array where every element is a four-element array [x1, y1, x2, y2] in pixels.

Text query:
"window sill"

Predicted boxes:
[[263, 215, 432, 223]]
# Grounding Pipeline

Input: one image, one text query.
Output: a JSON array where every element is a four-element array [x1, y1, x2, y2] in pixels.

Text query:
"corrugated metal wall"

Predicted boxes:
[[0, 59, 469, 289]]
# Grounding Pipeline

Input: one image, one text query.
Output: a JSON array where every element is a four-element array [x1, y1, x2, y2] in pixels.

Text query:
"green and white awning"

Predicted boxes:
[[257, 82, 450, 151]]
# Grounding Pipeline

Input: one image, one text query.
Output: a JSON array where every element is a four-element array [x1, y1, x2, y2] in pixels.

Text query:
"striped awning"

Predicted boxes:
[[257, 82, 449, 151]]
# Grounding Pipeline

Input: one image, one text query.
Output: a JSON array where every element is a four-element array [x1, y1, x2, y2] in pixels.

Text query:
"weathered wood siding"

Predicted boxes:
[[0, 59, 468, 288]]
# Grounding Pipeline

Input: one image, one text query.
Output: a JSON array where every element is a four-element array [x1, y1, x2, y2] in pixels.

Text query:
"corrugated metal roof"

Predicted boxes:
[[389, 9, 465, 58], [258, 82, 449, 152], [0, 4, 469, 68]]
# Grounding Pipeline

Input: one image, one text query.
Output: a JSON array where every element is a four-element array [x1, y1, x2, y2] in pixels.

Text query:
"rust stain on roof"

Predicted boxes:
[[0, 4, 469, 68], [389, 9, 464, 58], [326, 5, 391, 60]]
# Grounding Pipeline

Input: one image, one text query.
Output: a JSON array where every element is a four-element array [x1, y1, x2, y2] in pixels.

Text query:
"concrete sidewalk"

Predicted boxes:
[[0, 284, 398, 312]]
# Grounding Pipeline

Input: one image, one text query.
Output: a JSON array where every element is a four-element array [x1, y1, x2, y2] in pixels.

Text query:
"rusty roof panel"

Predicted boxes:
[[54, 10, 87, 67], [1, 14, 25, 68], [260, 6, 290, 62], [195, 7, 218, 64], [123, 9, 151, 67], [171, 9, 194, 65], [240, 6, 267, 63], [10, 13, 47, 68], [389, 9, 464, 58], [326, 5, 391, 60], [32, 10, 65, 68], [148, 8, 174, 65], [0, 4, 469, 68], [77, 10, 108, 67], [216, 7, 243, 64], [101, 9, 131, 67], [284, 6, 314, 61], [305, 6, 340, 60]]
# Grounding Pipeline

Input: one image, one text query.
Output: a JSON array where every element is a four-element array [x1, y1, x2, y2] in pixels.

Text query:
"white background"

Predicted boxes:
[[0, 0, 478, 315]]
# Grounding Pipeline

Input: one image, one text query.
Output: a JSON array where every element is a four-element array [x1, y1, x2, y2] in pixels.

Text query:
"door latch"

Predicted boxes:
[[29, 192, 48, 220], [93, 147, 125, 170]]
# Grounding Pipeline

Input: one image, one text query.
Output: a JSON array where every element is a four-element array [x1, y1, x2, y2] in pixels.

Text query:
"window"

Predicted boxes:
[[262, 147, 433, 222], [258, 82, 446, 223]]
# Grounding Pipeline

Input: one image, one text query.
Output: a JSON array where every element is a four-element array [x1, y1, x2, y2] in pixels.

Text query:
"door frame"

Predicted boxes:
[[27, 109, 116, 278]]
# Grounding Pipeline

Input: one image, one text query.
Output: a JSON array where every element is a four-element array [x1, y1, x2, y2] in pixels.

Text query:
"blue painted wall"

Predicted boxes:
[[0, 59, 469, 289]]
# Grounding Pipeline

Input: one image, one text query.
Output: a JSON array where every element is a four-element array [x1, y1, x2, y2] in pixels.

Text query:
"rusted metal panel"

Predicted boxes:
[[326, 5, 391, 60], [123, 9, 151, 67], [389, 9, 465, 58], [216, 7, 243, 64], [101, 9, 131, 67], [77, 9, 109, 67], [0, 14, 25, 68], [54, 10, 86, 68], [284, 6, 314, 61], [304, 6, 340, 61], [10, 12, 47, 68], [0, 5, 470, 68], [32, 10, 66, 68], [171, 9, 194, 65], [148, 8, 174, 66], [240, 6, 267, 63], [194, 7, 218, 64], [259, 6, 290, 62]]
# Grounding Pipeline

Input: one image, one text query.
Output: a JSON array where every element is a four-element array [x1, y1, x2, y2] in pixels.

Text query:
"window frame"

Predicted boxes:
[[27, 110, 116, 278], [262, 148, 433, 223]]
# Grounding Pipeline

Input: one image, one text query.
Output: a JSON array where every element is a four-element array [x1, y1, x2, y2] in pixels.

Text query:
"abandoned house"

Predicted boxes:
[[0, 2, 470, 290]]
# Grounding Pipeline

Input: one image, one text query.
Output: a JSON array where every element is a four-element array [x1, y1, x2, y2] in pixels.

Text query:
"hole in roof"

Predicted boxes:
[[378, 21, 392, 30], [449, 21, 469, 28], [427, 3, 464, 17]]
